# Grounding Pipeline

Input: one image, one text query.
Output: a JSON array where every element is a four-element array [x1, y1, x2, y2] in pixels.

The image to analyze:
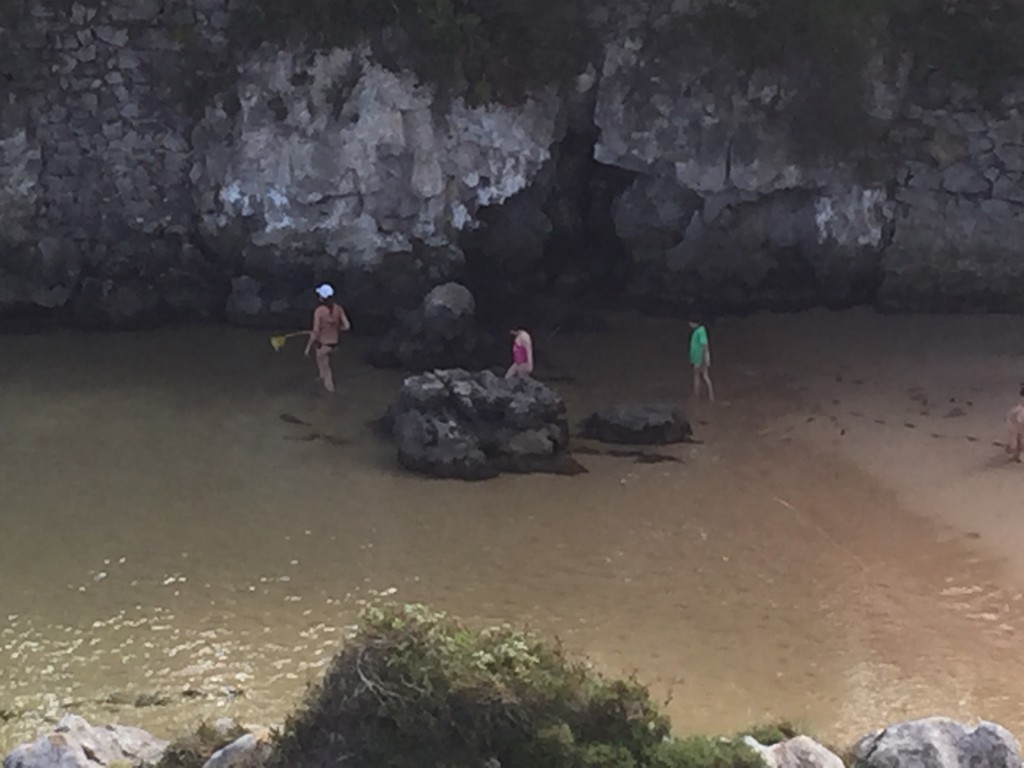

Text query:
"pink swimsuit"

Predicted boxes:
[[512, 340, 528, 364]]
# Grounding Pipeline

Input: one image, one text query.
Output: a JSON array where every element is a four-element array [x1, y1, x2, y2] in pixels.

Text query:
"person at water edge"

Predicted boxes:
[[304, 283, 351, 394], [1006, 383, 1024, 462], [506, 328, 534, 379], [689, 317, 714, 402]]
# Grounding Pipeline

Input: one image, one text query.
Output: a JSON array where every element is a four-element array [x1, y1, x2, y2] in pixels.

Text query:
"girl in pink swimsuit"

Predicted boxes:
[[505, 328, 533, 379]]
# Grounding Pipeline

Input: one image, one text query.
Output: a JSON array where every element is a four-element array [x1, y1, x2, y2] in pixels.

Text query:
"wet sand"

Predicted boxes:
[[2, 309, 1024, 750]]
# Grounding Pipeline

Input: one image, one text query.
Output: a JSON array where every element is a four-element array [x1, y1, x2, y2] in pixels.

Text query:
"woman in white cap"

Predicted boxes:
[[304, 283, 351, 393]]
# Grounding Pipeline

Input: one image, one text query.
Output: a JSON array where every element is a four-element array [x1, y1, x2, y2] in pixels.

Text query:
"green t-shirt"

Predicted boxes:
[[689, 325, 708, 365]]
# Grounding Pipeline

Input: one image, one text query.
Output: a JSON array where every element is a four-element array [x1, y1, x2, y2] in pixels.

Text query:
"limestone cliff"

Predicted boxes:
[[2, 0, 1023, 331]]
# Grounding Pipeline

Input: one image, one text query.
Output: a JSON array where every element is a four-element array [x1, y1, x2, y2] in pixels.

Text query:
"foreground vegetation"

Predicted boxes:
[[269, 603, 767, 768], [163, 603, 801, 768]]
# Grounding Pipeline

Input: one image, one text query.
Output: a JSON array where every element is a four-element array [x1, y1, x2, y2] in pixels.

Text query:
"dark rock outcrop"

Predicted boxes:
[[581, 404, 692, 445], [4, 0, 1024, 329], [389, 369, 578, 479]]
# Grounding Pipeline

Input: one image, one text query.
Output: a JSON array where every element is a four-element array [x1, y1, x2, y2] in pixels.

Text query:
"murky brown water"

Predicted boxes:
[[4, 313, 1024, 751]]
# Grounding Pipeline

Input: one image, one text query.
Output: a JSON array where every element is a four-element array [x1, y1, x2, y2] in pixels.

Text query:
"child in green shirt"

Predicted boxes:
[[689, 318, 714, 402]]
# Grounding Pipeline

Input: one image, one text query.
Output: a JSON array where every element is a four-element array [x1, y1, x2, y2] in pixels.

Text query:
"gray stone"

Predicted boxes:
[[942, 162, 989, 195], [75, 44, 96, 62], [225, 276, 265, 322], [581, 404, 693, 445], [3, 713, 168, 768], [422, 282, 475, 322], [992, 175, 1024, 203], [95, 26, 130, 47], [370, 280, 493, 371], [201, 730, 272, 768], [852, 718, 1022, 768], [388, 369, 575, 480], [743, 736, 844, 768]]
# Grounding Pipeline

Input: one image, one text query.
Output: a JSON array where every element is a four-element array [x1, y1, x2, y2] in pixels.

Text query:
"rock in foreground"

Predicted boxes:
[[581, 404, 692, 445], [390, 369, 577, 479], [3, 713, 167, 768], [853, 718, 1023, 768], [744, 736, 844, 768], [202, 729, 273, 768]]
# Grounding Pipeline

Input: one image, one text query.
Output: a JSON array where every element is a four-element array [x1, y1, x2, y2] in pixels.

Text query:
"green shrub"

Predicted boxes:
[[266, 602, 671, 768], [156, 721, 248, 768], [653, 736, 765, 768], [741, 720, 801, 746]]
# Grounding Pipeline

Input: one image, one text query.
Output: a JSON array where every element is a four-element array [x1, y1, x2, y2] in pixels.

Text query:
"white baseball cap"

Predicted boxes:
[[315, 283, 334, 299]]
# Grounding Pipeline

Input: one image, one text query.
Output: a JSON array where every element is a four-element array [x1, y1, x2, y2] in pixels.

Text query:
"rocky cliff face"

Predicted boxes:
[[2, 0, 1023, 333]]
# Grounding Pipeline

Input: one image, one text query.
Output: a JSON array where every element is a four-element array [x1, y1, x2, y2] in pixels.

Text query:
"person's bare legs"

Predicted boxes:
[[701, 367, 715, 403], [1013, 432, 1023, 463], [316, 346, 335, 393], [692, 365, 713, 401], [505, 363, 529, 379]]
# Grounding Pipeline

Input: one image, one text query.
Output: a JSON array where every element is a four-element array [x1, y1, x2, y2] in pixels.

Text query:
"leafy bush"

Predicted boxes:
[[652, 736, 766, 768], [741, 720, 801, 746], [266, 602, 673, 768], [156, 721, 248, 768]]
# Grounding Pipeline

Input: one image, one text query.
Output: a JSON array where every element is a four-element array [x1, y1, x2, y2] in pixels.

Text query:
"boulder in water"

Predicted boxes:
[[581, 404, 692, 445], [370, 282, 496, 371], [389, 368, 576, 479], [3, 713, 168, 768], [852, 718, 1022, 768]]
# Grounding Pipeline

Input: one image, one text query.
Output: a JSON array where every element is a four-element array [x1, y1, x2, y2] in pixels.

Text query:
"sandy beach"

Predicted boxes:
[[2, 308, 1024, 751], [745, 310, 1024, 579]]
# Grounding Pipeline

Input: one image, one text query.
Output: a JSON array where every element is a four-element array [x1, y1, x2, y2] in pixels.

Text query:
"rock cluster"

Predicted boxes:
[[3, 714, 167, 768], [387, 369, 574, 480], [6, 715, 1024, 768]]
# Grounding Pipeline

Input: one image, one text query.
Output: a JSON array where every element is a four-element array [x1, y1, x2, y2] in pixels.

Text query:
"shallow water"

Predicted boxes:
[[3, 313, 1024, 750]]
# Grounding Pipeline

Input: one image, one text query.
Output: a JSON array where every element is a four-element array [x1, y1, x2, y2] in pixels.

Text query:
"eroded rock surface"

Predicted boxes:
[[389, 369, 576, 479], [853, 718, 1023, 768], [3, 0, 1024, 328]]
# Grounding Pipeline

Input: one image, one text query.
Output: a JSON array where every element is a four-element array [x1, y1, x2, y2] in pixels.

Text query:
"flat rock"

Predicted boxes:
[[581, 404, 692, 445], [852, 718, 1022, 768], [3, 713, 168, 768]]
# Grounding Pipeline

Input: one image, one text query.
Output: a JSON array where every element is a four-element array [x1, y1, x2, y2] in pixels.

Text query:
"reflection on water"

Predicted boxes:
[[2, 314, 1024, 749]]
